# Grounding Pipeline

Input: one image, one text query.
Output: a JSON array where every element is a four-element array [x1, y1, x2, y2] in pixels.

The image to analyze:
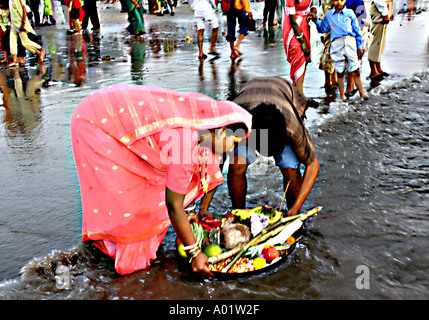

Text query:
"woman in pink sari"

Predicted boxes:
[[282, 0, 312, 93], [70, 84, 252, 275]]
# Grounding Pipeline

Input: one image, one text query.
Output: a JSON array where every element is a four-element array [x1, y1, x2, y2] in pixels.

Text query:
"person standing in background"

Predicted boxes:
[[126, 0, 146, 37], [191, 0, 219, 60], [311, 0, 367, 101], [0, 0, 10, 63], [368, 0, 393, 81], [9, 0, 45, 67], [82, 0, 101, 32], [282, 0, 312, 94], [344, 0, 366, 98], [226, 0, 252, 59], [263, 0, 277, 27], [317, 0, 337, 92]]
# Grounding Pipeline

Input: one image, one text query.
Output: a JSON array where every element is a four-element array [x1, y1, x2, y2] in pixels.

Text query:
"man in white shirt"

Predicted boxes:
[[190, 0, 220, 60], [368, 0, 394, 80]]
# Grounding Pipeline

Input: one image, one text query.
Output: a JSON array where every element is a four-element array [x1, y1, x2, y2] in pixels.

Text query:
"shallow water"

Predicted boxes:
[[0, 7, 428, 299]]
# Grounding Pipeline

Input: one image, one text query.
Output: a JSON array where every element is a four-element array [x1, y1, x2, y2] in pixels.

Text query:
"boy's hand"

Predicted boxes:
[[308, 11, 318, 22], [357, 49, 363, 58], [381, 15, 390, 24]]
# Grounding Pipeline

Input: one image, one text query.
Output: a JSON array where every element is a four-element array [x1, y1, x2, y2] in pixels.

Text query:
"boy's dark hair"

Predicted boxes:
[[225, 122, 249, 137], [250, 103, 287, 158]]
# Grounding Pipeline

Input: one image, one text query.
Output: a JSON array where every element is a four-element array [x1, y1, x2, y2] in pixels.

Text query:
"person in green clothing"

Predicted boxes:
[[127, 0, 146, 37]]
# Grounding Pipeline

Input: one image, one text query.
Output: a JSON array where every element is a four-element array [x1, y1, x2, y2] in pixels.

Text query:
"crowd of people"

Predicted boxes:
[[0, 0, 45, 67], [283, 0, 394, 102], [179, 0, 394, 103], [0, 0, 395, 93]]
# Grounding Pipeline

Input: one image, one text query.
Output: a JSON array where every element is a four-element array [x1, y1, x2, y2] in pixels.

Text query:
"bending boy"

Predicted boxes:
[[229, 77, 320, 217]]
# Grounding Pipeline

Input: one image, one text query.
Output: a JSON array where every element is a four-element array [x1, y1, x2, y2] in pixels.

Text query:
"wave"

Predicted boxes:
[[0, 244, 119, 300], [305, 69, 429, 132]]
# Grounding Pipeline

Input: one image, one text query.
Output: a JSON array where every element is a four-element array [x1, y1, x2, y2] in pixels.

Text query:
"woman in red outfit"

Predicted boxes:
[[70, 84, 252, 275], [282, 0, 312, 94]]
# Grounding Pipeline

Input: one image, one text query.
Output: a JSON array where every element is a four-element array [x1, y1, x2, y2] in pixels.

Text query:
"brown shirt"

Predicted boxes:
[[233, 77, 316, 166]]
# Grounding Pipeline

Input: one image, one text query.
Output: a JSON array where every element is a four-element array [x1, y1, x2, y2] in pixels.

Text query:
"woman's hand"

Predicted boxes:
[[191, 252, 213, 276], [301, 39, 311, 59]]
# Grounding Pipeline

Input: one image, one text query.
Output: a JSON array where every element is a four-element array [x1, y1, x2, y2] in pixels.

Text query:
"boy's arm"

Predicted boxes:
[[351, 13, 363, 51], [315, 13, 331, 34]]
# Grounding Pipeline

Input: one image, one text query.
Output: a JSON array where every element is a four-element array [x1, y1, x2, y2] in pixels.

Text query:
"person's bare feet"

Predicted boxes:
[[234, 47, 243, 56], [37, 48, 45, 64]]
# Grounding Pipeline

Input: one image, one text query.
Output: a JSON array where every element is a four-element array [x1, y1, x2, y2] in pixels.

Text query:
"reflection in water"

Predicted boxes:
[[0, 66, 46, 136], [147, 25, 162, 56], [262, 26, 278, 46], [83, 31, 102, 65], [226, 58, 250, 101], [197, 57, 219, 97], [130, 39, 146, 84], [68, 35, 87, 87]]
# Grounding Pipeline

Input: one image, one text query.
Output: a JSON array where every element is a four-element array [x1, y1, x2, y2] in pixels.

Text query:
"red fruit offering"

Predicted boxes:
[[262, 246, 280, 263]]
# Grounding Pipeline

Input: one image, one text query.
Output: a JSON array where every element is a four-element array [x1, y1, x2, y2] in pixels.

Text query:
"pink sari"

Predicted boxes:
[[282, 0, 312, 84], [70, 84, 252, 275]]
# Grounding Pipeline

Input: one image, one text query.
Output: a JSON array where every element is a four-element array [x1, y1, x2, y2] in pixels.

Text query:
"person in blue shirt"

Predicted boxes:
[[344, 0, 366, 98], [310, 0, 367, 101]]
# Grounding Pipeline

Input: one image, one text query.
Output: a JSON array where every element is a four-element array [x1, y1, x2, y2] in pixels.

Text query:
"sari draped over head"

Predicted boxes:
[[282, 0, 312, 84], [70, 84, 252, 275]]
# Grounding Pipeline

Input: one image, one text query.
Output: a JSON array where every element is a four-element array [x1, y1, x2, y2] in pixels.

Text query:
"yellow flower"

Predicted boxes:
[[253, 257, 266, 270]]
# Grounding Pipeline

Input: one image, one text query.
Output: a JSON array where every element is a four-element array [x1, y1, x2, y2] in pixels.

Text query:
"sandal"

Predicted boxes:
[[324, 83, 336, 91], [345, 89, 358, 98]]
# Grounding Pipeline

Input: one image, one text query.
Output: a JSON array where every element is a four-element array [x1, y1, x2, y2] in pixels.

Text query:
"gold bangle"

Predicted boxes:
[[187, 245, 201, 256], [188, 248, 201, 263]]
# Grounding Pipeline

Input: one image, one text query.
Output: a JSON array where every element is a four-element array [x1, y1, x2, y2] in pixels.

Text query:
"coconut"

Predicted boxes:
[[221, 223, 251, 249]]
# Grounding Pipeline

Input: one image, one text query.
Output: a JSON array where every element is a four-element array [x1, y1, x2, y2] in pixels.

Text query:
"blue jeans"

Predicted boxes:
[[234, 144, 300, 169], [226, 8, 248, 42]]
